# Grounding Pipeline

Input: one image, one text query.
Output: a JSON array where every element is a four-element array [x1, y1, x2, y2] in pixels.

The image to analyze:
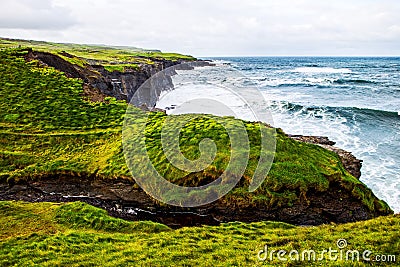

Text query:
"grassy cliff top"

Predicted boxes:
[[0, 201, 398, 266], [0, 37, 196, 69]]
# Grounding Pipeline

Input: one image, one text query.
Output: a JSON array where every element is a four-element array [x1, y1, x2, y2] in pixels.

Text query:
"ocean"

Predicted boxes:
[[156, 57, 400, 213]]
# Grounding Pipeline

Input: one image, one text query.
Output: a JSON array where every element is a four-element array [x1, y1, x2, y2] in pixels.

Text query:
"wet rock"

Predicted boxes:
[[0, 176, 220, 228], [288, 135, 336, 146]]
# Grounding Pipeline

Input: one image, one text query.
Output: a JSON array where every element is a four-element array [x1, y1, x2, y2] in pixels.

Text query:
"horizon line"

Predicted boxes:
[[2, 36, 399, 59]]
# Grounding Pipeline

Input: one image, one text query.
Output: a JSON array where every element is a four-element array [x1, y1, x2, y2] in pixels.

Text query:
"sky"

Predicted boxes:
[[0, 0, 399, 57]]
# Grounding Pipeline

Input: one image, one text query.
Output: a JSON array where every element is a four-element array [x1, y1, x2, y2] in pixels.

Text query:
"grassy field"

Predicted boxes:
[[0, 37, 196, 72], [0, 201, 398, 266]]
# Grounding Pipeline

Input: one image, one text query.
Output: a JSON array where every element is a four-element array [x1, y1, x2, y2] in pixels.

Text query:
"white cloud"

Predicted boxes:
[[0, 0, 76, 30], [0, 0, 399, 56]]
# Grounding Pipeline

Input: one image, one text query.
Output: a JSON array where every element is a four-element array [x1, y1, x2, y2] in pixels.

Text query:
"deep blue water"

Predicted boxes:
[[209, 57, 400, 212]]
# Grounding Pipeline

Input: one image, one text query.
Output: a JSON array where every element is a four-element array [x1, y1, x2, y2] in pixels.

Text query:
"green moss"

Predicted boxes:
[[104, 64, 139, 72]]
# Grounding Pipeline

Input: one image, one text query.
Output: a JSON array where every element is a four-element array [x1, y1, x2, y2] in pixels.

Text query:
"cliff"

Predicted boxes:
[[0, 43, 393, 228], [23, 48, 189, 104]]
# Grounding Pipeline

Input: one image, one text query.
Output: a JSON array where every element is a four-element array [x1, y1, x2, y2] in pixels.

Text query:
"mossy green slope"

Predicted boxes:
[[0, 48, 391, 213], [0, 201, 398, 266], [0, 48, 129, 181]]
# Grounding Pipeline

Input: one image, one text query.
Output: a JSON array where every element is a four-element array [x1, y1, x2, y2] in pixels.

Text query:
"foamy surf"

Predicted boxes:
[[292, 67, 352, 74]]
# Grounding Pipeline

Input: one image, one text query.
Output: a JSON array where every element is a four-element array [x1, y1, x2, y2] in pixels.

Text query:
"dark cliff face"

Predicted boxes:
[[90, 60, 188, 104], [24, 49, 193, 105]]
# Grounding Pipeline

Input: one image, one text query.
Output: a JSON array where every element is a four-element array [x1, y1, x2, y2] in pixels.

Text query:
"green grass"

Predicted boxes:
[[0, 49, 127, 131], [0, 201, 398, 266], [0, 48, 129, 181], [103, 64, 140, 72], [0, 37, 196, 68]]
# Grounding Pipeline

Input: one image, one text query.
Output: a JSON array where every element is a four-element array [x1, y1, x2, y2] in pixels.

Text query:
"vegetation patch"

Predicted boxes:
[[103, 64, 139, 73], [0, 37, 196, 67]]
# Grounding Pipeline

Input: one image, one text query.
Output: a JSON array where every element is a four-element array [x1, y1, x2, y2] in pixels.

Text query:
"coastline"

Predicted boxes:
[[0, 42, 393, 228], [0, 38, 398, 267]]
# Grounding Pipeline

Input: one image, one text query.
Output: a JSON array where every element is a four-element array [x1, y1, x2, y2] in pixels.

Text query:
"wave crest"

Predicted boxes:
[[292, 67, 352, 74]]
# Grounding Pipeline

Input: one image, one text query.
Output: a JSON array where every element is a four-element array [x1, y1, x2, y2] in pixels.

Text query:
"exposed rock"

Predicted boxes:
[[288, 135, 336, 146], [82, 83, 107, 102], [0, 177, 220, 228], [24, 50, 87, 80], [210, 181, 379, 225]]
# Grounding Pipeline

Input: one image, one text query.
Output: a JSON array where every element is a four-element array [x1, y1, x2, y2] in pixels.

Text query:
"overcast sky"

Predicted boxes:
[[0, 0, 399, 57]]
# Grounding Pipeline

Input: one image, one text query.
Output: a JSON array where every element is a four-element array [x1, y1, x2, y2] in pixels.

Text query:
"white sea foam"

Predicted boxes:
[[208, 59, 232, 67], [305, 77, 336, 84], [292, 67, 352, 74], [259, 77, 303, 87], [156, 82, 257, 121], [256, 77, 340, 87]]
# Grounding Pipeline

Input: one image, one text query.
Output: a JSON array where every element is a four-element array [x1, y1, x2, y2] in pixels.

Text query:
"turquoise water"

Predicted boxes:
[[208, 57, 400, 212]]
